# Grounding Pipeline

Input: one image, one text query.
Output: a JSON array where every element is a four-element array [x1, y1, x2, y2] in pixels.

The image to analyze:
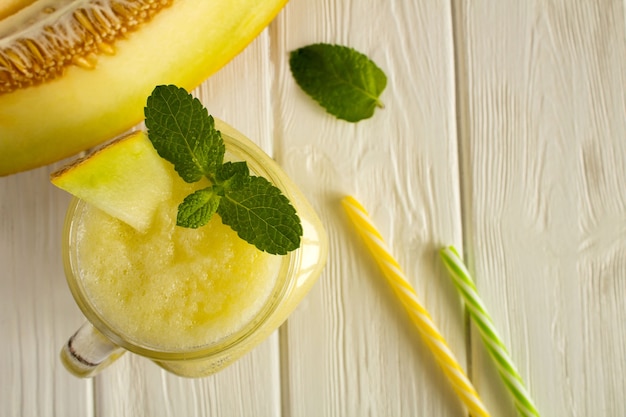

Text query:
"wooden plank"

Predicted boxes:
[[93, 30, 283, 417], [93, 340, 280, 417], [454, 0, 626, 415], [272, 1, 468, 415], [0, 163, 92, 417]]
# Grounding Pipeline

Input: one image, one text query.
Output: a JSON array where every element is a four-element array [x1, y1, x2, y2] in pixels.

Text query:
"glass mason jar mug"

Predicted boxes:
[[60, 120, 328, 378]]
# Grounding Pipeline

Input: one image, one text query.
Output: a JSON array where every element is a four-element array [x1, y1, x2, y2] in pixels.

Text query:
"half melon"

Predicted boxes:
[[0, 0, 288, 176]]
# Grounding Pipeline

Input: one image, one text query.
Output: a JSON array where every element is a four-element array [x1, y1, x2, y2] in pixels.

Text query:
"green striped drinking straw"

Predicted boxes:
[[439, 246, 541, 417]]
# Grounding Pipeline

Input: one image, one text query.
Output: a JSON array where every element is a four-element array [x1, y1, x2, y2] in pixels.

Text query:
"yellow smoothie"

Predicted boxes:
[[73, 167, 282, 351]]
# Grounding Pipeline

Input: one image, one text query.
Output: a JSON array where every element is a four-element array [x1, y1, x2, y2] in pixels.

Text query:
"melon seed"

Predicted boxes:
[[0, 0, 173, 94]]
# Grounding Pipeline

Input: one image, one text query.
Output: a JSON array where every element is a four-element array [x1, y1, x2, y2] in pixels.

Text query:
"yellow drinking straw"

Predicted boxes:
[[341, 196, 491, 417]]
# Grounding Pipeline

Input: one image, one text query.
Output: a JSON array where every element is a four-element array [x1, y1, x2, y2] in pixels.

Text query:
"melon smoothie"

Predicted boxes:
[[57, 88, 328, 377], [71, 165, 282, 350]]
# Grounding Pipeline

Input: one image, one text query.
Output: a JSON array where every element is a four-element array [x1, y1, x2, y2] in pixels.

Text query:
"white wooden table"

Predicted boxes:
[[2, 1, 625, 416]]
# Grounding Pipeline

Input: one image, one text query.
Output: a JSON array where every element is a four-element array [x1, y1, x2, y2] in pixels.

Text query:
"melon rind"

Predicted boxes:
[[0, 0, 288, 176]]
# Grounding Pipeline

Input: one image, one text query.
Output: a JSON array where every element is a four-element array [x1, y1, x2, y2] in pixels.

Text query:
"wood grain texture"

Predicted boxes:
[[454, 0, 626, 415], [271, 0, 468, 415], [0, 163, 91, 417], [2, 0, 626, 416]]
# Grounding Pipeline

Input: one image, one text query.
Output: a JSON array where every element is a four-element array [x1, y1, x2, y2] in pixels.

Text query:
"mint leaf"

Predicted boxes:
[[145, 85, 224, 182], [177, 187, 221, 228], [144, 85, 303, 254], [289, 43, 387, 122], [218, 176, 302, 255]]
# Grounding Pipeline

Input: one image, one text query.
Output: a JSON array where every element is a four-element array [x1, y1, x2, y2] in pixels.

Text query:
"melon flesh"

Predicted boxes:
[[0, 0, 37, 20], [51, 131, 172, 233], [0, 0, 288, 176]]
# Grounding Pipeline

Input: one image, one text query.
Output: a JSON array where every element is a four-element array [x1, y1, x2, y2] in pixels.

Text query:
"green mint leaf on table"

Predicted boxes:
[[218, 176, 303, 256], [289, 43, 387, 122], [144, 85, 302, 254], [145, 85, 224, 182]]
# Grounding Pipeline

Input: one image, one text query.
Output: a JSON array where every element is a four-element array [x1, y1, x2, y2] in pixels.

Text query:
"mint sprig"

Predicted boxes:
[[144, 85, 302, 255], [289, 43, 387, 122]]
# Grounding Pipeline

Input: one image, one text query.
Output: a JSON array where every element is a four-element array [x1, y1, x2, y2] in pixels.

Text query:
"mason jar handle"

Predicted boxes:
[[60, 322, 125, 378]]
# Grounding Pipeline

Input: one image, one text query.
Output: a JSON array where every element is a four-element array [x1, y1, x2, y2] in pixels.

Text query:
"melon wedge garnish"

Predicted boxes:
[[51, 131, 172, 233]]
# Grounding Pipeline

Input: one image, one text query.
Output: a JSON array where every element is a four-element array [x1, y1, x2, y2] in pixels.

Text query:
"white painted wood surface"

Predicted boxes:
[[1, 0, 625, 416]]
